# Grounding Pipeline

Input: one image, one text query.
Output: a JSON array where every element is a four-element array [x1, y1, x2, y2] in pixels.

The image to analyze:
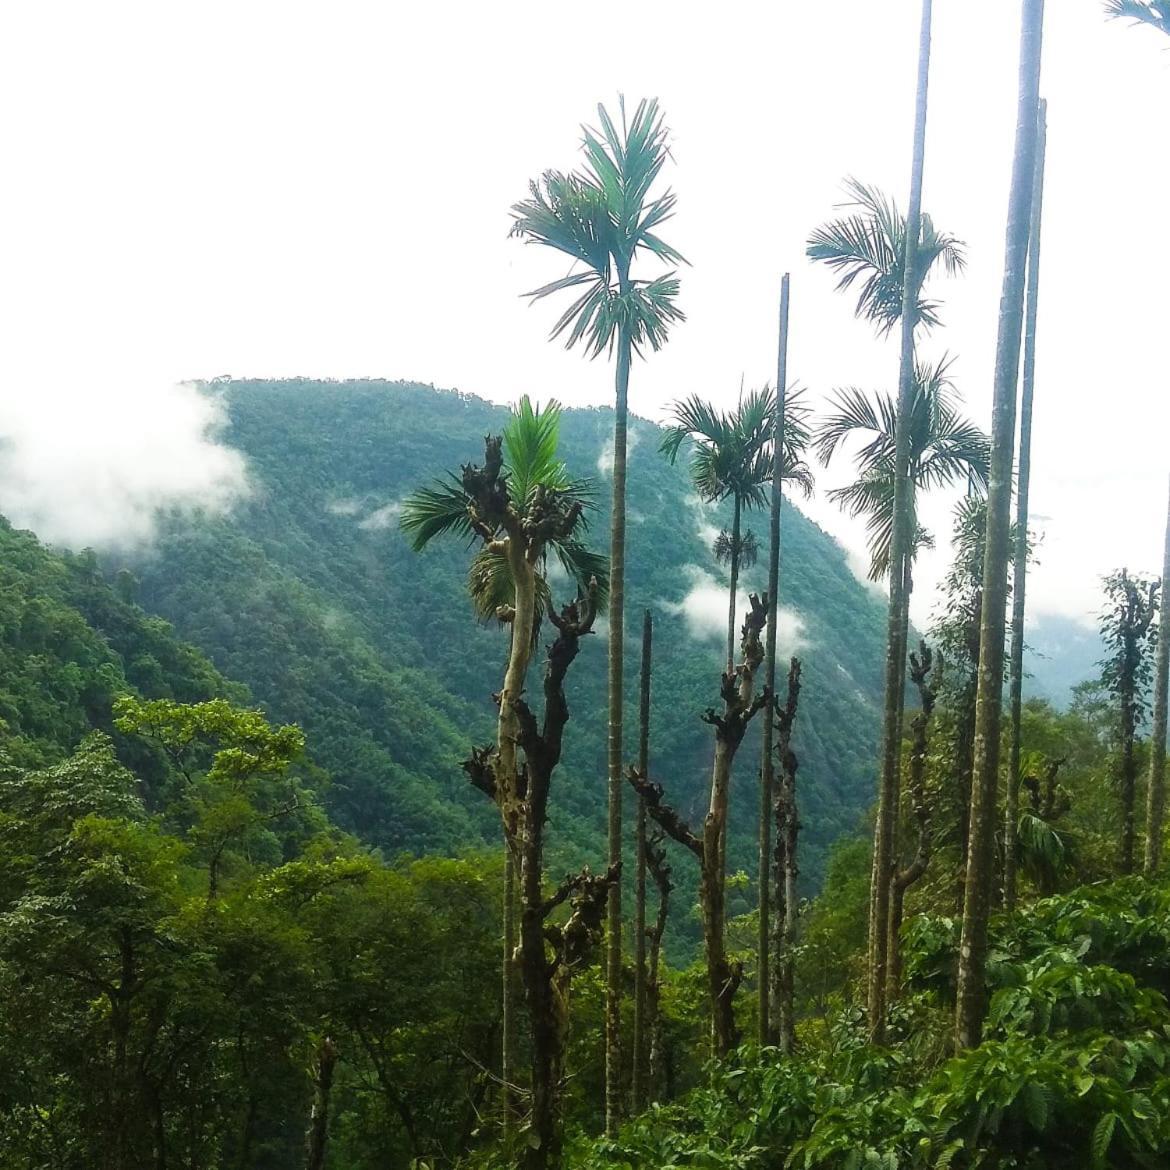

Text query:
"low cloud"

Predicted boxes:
[[0, 376, 249, 549], [661, 565, 808, 654], [597, 425, 642, 476], [326, 497, 364, 517], [358, 501, 402, 531]]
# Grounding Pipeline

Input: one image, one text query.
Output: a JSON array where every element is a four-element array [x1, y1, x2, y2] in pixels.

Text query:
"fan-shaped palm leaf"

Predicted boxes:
[[1105, 0, 1170, 34], [807, 178, 966, 335]]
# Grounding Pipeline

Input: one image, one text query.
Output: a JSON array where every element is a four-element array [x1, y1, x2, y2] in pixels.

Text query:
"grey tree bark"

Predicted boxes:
[[759, 273, 791, 1045], [1004, 98, 1048, 912], [956, 0, 1046, 1052], [631, 610, 653, 1113], [868, 0, 932, 1044]]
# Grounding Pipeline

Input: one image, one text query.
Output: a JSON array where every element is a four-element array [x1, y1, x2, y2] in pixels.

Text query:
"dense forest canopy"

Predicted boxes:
[[2, 3, 1170, 1169]]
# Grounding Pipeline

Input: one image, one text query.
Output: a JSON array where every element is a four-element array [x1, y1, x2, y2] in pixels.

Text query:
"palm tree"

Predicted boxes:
[[400, 398, 608, 1165], [813, 356, 990, 585], [510, 99, 685, 1132], [661, 386, 813, 673], [1105, 0, 1170, 33], [807, 0, 959, 1039], [1004, 99, 1049, 912], [955, 0, 1046, 1053], [807, 177, 965, 337]]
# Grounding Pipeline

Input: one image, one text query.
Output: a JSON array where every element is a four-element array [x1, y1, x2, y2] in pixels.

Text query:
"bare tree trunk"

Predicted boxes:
[[956, 0, 1045, 1052], [631, 611, 653, 1114], [1146, 478, 1170, 874], [304, 1037, 337, 1170], [868, 0, 932, 1045], [645, 836, 671, 1101], [726, 496, 742, 675], [759, 273, 791, 1045], [1005, 98, 1048, 912], [888, 644, 936, 997], [771, 658, 802, 1053], [502, 845, 517, 1138], [605, 321, 632, 1137]]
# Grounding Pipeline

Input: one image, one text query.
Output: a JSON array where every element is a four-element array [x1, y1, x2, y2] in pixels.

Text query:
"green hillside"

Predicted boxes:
[[126, 378, 887, 890]]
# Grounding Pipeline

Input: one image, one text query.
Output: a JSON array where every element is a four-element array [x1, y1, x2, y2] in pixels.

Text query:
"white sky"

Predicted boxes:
[[1, 0, 1167, 629]]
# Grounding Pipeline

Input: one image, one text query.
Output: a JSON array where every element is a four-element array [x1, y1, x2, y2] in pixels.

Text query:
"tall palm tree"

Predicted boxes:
[[1004, 99, 1048, 912], [813, 357, 990, 585], [956, 0, 1046, 1053], [400, 398, 607, 1158], [510, 98, 686, 1132], [661, 386, 812, 673], [807, 0, 959, 1038]]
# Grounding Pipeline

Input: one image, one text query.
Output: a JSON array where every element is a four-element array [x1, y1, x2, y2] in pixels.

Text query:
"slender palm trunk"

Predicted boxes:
[[759, 274, 791, 1045], [1005, 99, 1048, 912], [726, 497, 743, 674], [1146, 478, 1170, 874], [631, 611, 653, 1114], [605, 320, 632, 1136], [868, 0, 932, 1044], [502, 846, 517, 1137], [956, 0, 1045, 1052]]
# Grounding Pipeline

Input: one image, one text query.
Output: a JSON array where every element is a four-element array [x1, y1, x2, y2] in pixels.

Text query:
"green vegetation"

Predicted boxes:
[[128, 378, 890, 905]]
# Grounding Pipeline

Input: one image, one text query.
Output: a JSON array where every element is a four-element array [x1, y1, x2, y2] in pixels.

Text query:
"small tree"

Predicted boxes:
[[628, 596, 770, 1056], [1098, 570, 1160, 875]]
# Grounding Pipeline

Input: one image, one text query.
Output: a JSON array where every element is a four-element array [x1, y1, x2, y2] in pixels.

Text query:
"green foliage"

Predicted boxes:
[[575, 880, 1170, 1169], [117, 379, 891, 914]]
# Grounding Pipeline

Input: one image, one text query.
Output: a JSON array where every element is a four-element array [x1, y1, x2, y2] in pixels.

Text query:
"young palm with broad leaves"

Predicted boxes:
[[400, 398, 611, 1170], [661, 385, 813, 673], [809, 159, 966, 1036], [510, 97, 685, 1133]]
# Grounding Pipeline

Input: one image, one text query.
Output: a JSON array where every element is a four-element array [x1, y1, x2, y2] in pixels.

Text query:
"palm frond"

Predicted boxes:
[[1104, 0, 1170, 35], [551, 540, 611, 613], [398, 476, 477, 551], [468, 545, 552, 632], [807, 177, 966, 334], [504, 396, 569, 505]]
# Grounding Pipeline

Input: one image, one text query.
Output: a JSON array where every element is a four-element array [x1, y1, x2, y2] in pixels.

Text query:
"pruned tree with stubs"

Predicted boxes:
[[627, 595, 771, 1057], [401, 399, 614, 1170]]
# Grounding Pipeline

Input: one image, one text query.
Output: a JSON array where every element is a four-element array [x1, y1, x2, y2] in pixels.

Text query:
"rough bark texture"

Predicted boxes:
[[304, 1036, 337, 1170], [868, 0, 932, 1045], [759, 273, 791, 1044], [629, 595, 769, 1058], [1005, 99, 1048, 913], [726, 496, 742, 675], [956, 0, 1045, 1053], [645, 833, 672, 1103], [1146, 480, 1170, 874], [770, 657, 802, 1052], [631, 611, 652, 1114], [888, 644, 936, 997], [605, 326, 631, 1138]]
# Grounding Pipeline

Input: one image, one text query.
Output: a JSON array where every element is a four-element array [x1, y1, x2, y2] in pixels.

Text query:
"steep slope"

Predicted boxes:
[[130, 379, 888, 888], [0, 517, 242, 792]]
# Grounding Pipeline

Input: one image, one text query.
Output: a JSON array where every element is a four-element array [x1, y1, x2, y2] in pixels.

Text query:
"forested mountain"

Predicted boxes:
[[123, 378, 889, 890], [0, 516, 241, 777]]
